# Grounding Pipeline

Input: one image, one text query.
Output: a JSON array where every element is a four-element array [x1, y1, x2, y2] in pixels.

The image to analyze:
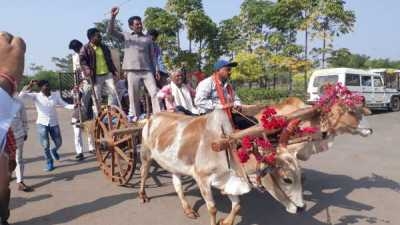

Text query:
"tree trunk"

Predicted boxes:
[[322, 31, 326, 68], [273, 73, 276, 90], [177, 30, 181, 50], [304, 25, 308, 93], [288, 73, 293, 95], [189, 39, 192, 53], [198, 40, 202, 70], [322, 17, 329, 69]]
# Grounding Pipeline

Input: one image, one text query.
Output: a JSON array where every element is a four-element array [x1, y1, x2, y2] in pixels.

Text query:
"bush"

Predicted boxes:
[[237, 88, 287, 104]]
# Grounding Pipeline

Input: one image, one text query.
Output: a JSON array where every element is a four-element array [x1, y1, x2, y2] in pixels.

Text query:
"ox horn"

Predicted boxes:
[[278, 119, 302, 152], [286, 106, 319, 120]]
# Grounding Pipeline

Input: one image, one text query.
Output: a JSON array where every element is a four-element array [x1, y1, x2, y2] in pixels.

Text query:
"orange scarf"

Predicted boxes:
[[212, 74, 235, 123]]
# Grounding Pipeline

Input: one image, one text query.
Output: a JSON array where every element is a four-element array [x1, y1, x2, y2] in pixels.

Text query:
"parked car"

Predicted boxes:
[[307, 68, 400, 111]]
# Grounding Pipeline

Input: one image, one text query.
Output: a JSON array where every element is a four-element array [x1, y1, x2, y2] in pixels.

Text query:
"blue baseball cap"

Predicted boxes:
[[213, 59, 238, 71]]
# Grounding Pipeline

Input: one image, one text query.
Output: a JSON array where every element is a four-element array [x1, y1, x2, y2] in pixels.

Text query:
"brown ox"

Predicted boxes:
[[254, 97, 373, 161], [139, 110, 304, 225]]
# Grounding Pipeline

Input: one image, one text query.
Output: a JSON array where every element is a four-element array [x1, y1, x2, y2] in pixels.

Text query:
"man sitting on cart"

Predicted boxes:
[[157, 68, 198, 116], [194, 59, 257, 129]]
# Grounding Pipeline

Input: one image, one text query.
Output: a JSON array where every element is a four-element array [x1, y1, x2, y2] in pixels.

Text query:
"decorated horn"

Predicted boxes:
[[286, 106, 319, 120], [278, 119, 302, 150]]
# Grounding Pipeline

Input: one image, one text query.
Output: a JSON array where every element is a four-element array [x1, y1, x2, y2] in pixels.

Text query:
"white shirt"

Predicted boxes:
[[11, 97, 29, 140], [19, 90, 74, 126], [0, 88, 21, 152], [194, 76, 241, 114], [72, 53, 81, 71]]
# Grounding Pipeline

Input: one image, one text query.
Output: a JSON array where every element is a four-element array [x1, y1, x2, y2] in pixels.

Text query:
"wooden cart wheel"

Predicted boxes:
[[94, 105, 137, 185]]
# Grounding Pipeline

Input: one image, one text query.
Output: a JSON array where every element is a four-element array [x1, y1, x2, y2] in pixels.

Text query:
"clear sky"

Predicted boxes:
[[0, 0, 398, 74]]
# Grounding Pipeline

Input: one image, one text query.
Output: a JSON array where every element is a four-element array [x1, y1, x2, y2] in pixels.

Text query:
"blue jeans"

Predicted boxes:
[[36, 124, 62, 163]]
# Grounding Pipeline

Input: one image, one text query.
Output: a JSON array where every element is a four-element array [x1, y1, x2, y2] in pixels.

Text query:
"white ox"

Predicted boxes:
[[263, 97, 373, 161], [140, 110, 304, 225]]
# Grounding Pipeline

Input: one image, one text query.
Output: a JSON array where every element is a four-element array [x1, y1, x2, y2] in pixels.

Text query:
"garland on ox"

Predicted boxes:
[[212, 83, 364, 173]]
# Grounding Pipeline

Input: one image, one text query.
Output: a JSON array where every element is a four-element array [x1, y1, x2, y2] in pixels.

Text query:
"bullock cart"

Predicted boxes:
[[91, 104, 318, 186], [58, 71, 147, 186], [93, 105, 143, 185]]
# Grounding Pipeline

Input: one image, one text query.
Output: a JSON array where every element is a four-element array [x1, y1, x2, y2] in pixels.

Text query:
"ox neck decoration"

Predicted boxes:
[[236, 107, 318, 167], [316, 83, 364, 113]]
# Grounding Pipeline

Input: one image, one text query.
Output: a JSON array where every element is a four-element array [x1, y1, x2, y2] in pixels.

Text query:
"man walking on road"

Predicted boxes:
[[108, 6, 160, 122], [19, 80, 74, 171], [11, 96, 34, 192]]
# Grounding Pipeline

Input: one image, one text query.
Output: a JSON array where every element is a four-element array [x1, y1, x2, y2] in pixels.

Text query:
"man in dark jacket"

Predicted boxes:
[[79, 28, 119, 115]]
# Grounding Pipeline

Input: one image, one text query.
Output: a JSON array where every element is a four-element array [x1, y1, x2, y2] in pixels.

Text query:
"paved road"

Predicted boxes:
[[8, 108, 400, 225]]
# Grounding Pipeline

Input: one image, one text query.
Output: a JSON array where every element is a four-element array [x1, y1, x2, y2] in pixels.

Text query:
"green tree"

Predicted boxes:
[[29, 63, 44, 74], [94, 18, 124, 51], [218, 16, 244, 58], [165, 0, 203, 49], [307, 0, 356, 67], [231, 51, 264, 84], [165, 0, 203, 19], [144, 7, 182, 51], [186, 10, 217, 69], [51, 54, 73, 72], [32, 70, 60, 91], [327, 48, 369, 68]]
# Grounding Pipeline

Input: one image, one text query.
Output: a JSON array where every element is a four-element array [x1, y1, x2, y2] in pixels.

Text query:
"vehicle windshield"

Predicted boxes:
[[313, 75, 338, 88], [361, 76, 372, 86], [346, 73, 361, 86]]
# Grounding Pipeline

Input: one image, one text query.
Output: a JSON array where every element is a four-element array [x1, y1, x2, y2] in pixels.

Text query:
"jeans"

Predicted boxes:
[[37, 124, 62, 163]]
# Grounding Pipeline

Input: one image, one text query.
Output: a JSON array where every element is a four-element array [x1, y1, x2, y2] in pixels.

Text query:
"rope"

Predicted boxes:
[[103, 0, 135, 16]]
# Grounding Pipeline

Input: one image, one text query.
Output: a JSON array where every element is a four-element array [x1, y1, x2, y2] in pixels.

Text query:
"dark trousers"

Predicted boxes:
[[175, 105, 197, 116], [0, 184, 10, 223], [232, 113, 258, 130]]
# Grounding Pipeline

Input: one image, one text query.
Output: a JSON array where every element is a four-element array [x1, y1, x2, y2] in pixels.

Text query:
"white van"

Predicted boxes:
[[307, 68, 400, 111]]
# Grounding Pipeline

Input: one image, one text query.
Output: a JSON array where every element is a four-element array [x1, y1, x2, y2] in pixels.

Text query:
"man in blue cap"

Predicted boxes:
[[194, 59, 257, 129]]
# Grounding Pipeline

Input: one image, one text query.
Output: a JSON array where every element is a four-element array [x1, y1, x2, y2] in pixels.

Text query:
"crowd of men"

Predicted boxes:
[[0, 6, 257, 225]]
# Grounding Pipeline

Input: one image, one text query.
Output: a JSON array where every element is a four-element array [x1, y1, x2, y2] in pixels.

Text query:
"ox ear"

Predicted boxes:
[[362, 107, 372, 116]]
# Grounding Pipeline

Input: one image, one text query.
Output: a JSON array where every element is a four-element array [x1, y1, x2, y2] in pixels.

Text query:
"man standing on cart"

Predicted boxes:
[[79, 28, 120, 116], [108, 6, 161, 122]]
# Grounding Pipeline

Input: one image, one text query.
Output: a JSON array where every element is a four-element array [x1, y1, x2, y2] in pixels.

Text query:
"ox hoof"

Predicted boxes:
[[139, 192, 150, 203], [184, 208, 199, 219]]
